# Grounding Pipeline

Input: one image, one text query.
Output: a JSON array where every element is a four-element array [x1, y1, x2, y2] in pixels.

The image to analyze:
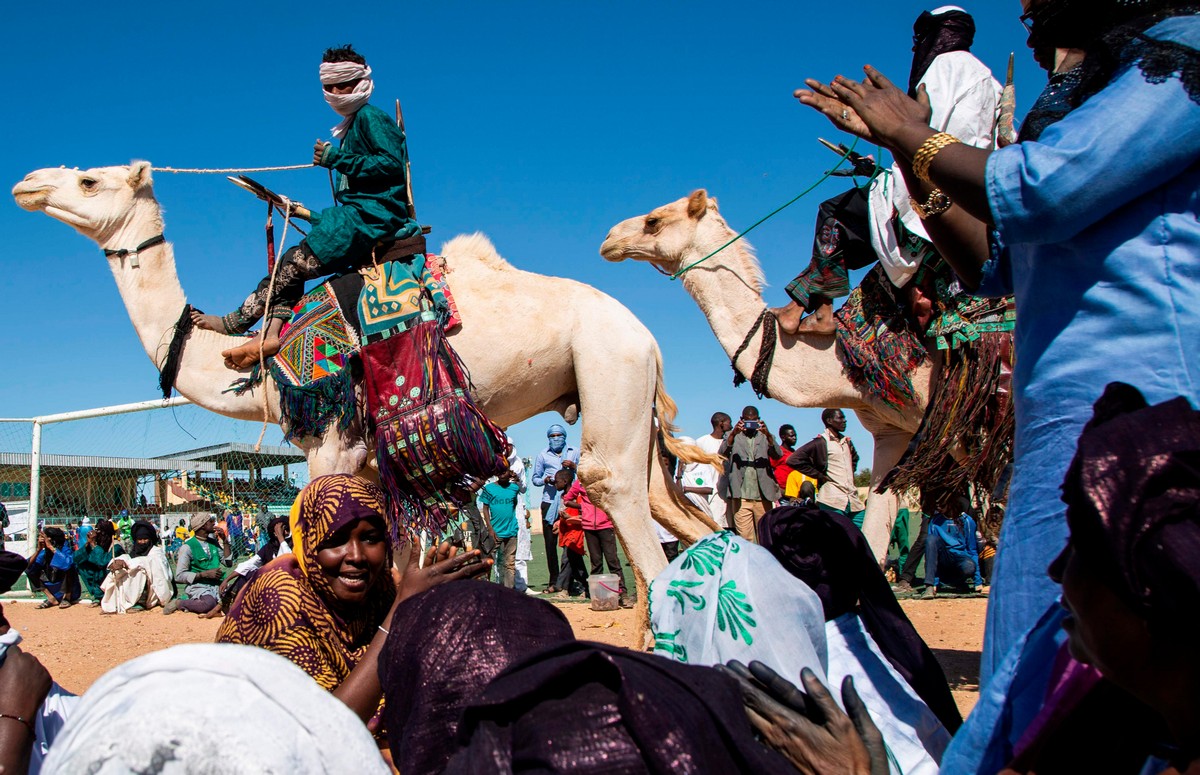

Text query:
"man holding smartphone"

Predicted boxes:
[[719, 406, 782, 543]]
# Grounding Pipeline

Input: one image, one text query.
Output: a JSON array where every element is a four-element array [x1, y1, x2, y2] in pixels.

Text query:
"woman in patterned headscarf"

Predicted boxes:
[[218, 474, 490, 721]]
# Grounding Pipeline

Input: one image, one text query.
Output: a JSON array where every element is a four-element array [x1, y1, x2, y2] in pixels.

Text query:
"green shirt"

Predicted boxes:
[[307, 104, 421, 265]]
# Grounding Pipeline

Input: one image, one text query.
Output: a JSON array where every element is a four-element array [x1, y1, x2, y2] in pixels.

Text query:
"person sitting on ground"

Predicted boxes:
[[479, 469, 521, 589], [758, 506, 963, 734], [379, 581, 796, 775], [38, 644, 389, 774], [101, 520, 174, 615], [0, 549, 71, 775], [25, 528, 80, 610], [191, 44, 422, 369], [565, 475, 632, 608], [73, 520, 121, 603], [720, 405, 782, 543], [789, 408, 865, 526], [921, 495, 983, 598], [217, 515, 292, 609], [652, 529, 955, 774], [218, 474, 490, 725], [167, 513, 228, 617], [773, 6, 1000, 334], [551, 469, 589, 598]]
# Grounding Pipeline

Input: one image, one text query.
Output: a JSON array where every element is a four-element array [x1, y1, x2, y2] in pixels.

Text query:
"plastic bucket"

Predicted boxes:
[[588, 573, 621, 611]]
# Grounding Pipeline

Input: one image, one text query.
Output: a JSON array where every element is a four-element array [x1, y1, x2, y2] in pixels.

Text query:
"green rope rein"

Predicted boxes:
[[670, 136, 866, 281]]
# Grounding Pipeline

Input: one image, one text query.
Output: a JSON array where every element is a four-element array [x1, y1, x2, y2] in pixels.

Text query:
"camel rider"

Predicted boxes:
[[193, 44, 421, 369], [773, 7, 1000, 335]]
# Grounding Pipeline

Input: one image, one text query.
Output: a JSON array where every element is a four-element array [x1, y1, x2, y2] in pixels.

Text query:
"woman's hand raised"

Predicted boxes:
[[395, 541, 493, 603], [797, 66, 933, 153]]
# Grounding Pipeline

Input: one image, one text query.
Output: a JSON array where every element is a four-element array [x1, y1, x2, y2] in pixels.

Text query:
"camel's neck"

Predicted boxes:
[[677, 235, 770, 364], [101, 199, 187, 365], [99, 199, 271, 419]]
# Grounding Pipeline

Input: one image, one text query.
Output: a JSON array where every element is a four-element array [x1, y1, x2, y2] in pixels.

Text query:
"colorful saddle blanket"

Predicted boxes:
[[262, 254, 461, 443]]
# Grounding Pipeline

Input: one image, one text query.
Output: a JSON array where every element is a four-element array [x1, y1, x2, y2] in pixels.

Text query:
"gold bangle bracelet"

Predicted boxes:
[[912, 133, 962, 184]]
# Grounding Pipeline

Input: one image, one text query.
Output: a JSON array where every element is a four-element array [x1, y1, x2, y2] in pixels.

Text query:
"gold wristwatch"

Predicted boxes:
[[910, 188, 953, 220]]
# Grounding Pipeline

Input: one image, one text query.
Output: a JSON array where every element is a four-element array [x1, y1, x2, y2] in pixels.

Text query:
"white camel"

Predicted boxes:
[[601, 190, 937, 562], [13, 162, 720, 602]]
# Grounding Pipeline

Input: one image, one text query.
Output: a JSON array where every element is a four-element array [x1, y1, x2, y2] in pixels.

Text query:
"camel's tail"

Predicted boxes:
[[653, 349, 723, 467]]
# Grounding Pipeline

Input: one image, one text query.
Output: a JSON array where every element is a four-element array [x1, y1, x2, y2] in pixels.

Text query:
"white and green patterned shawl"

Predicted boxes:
[[649, 531, 828, 681]]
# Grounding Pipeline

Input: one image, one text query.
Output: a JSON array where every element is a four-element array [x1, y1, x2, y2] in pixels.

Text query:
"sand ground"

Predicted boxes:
[[5, 594, 984, 717]]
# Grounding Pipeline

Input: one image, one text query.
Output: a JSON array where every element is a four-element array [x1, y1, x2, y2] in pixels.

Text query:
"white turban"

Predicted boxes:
[[42, 643, 389, 774], [319, 61, 374, 139]]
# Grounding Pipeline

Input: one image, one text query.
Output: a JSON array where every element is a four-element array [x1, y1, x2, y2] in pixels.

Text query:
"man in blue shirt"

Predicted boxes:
[[480, 470, 523, 589], [531, 424, 579, 592], [922, 497, 983, 598]]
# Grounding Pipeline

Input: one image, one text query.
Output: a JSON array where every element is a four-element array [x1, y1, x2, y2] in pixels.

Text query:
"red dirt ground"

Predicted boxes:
[[5, 595, 985, 716]]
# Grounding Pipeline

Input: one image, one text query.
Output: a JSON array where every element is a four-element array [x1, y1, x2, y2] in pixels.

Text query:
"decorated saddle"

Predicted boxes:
[[232, 252, 508, 539], [834, 224, 1016, 505]]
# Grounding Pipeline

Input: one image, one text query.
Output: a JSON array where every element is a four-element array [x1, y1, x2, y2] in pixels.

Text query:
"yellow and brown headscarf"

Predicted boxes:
[[218, 475, 396, 691]]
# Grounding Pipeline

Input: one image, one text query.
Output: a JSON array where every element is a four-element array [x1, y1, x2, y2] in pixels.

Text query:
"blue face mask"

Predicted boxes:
[[548, 434, 566, 454]]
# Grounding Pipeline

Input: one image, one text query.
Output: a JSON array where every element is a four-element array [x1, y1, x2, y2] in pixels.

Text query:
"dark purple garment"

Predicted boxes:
[[1063, 382, 1200, 626], [758, 504, 962, 732], [446, 642, 798, 774], [380, 581, 576, 775]]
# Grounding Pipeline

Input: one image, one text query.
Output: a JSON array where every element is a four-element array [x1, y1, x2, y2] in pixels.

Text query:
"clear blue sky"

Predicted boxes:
[[3, 1, 1042, 483]]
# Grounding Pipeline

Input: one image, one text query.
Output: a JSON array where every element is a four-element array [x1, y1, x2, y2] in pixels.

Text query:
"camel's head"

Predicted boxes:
[[13, 162, 155, 239], [600, 189, 726, 274]]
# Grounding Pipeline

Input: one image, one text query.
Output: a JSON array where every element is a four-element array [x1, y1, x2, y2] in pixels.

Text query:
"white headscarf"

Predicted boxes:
[[41, 643, 389, 774], [320, 61, 374, 139]]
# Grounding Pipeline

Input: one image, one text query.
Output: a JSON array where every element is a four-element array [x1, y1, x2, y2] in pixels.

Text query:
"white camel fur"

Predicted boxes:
[[13, 162, 720, 601], [601, 190, 936, 562]]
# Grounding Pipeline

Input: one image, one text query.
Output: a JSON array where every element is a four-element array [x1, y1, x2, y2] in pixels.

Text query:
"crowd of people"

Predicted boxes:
[[3, 2, 1200, 770]]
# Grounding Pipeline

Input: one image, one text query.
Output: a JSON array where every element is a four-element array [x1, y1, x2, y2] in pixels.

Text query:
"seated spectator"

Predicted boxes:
[[564, 476, 631, 607], [652, 529, 954, 774], [379, 581, 794, 774], [922, 497, 983, 598], [217, 474, 489, 723], [169, 518, 188, 557], [25, 528, 80, 610], [37, 644, 389, 774], [758, 505, 962, 734], [100, 521, 174, 614], [217, 516, 293, 610], [73, 520, 121, 603], [0, 550, 76, 774], [165, 513, 228, 617]]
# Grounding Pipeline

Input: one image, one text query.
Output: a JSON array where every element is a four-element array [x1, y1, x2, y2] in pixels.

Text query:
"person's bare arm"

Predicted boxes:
[[0, 645, 52, 775]]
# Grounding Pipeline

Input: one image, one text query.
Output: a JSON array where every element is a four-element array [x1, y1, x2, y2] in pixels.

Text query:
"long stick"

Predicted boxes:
[[396, 99, 418, 222]]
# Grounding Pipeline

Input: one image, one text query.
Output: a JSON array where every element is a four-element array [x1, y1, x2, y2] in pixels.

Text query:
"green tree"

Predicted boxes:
[[854, 468, 872, 488]]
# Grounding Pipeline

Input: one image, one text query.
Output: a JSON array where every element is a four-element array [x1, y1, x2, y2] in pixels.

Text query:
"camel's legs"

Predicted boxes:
[[859, 427, 912, 566]]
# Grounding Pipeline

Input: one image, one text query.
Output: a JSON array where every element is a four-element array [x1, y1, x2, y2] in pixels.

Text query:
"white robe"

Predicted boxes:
[[100, 545, 173, 614], [869, 50, 1001, 288]]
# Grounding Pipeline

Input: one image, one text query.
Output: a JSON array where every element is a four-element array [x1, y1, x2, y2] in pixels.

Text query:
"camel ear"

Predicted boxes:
[[687, 189, 709, 220], [127, 161, 153, 190], [709, 195, 719, 210]]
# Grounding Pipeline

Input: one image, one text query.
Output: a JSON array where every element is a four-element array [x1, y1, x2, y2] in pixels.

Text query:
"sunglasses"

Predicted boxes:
[[1019, 10, 1035, 33]]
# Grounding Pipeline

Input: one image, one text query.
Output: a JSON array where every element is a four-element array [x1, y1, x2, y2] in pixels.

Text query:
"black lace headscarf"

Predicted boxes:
[[909, 7, 977, 96], [1026, 0, 1200, 105]]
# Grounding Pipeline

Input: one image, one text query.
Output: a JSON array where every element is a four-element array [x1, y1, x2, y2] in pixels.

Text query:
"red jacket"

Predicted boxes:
[[770, 446, 797, 490]]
